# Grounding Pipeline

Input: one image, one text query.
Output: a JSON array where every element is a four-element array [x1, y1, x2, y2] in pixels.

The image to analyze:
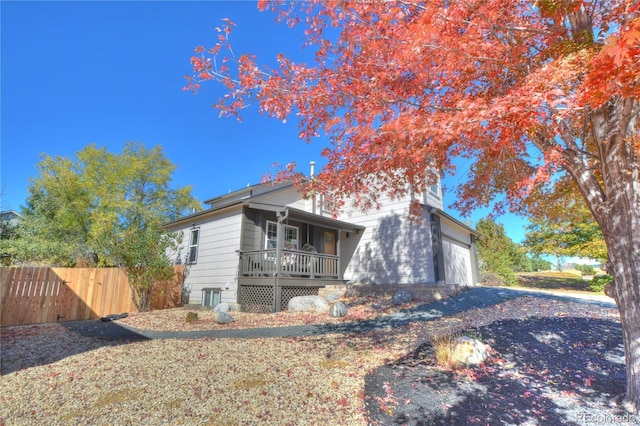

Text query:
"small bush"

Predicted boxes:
[[575, 264, 596, 276], [589, 274, 613, 293], [463, 330, 483, 342], [185, 311, 199, 323], [481, 271, 512, 287], [432, 334, 461, 370]]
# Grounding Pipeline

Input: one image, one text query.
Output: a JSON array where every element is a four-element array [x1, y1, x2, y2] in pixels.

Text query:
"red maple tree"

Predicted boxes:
[[187, 0, 640, 412]]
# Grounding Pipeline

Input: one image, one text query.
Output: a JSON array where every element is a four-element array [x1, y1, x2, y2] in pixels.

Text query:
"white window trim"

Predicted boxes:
[[202, 287, 221, 307], [266, 221, 278, 250], [265, 221, 299, 250], [187, 227, 200, 264], [320, 193, 335, 215], [428, 175, 441, 198]]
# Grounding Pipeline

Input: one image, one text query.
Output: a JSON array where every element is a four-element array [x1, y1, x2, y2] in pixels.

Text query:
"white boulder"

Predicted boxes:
[[213, 303, 230, 313], [329, 301, 348, 318], [288, 295, 330, 314], [216, 312, 234, 324], [452, 336, 490, 366]]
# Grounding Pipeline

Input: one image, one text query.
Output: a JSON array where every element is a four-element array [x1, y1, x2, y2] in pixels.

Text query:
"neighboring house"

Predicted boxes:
[[1, 210, 23, 265], [1, 210, 22, 234], [164, 170, 479, 312]]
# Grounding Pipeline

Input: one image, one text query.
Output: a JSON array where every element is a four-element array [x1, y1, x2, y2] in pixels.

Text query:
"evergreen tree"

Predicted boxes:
[[475, 217, 518, 286]]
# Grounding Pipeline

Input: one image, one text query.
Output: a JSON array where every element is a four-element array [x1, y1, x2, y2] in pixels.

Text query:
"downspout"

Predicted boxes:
[[273, 208, 290, 312]]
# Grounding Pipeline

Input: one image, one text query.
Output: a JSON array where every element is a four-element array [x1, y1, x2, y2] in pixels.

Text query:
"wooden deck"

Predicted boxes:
[[240, 249, 339, 280]]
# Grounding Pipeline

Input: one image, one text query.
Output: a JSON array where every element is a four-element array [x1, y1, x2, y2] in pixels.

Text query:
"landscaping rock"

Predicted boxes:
[[329, 301, 348, 318], [451, 336, 489, 366], [213, 303, 230, 313], [288, 295, 330, 314], [216, 312, 234, 324], [392, 289, 413, 305]]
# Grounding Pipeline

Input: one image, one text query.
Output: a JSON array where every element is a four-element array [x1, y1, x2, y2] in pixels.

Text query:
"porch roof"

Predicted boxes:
[[245, 202, 365, 233]]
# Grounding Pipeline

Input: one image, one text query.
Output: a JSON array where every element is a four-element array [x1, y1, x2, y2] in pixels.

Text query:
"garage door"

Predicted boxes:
[[442, 237, 473, 286]]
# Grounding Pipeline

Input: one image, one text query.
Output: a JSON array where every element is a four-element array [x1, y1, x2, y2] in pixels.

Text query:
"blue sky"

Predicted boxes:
[[1, 1, 528, 244]]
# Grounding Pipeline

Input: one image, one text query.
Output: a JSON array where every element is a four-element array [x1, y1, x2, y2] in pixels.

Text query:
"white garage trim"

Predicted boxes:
[[441, 232, 470, 247], [442, 237, 473, 287]]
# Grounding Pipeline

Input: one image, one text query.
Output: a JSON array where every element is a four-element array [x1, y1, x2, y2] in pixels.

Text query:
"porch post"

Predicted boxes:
[[337, 230, 341, 280], [274, 209, 289, 312]]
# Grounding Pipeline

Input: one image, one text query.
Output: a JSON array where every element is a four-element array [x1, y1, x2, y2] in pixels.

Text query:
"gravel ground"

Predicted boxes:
[[0, 293, 630, 425], [365, 316, 636, 425]]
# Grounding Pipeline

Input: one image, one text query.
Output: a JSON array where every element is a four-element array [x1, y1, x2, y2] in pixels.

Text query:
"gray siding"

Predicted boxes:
[[337, 194, 436, 285], [167, 207, 243, 305], [241, 209, 261, 252], [251, 186, 306, 209]]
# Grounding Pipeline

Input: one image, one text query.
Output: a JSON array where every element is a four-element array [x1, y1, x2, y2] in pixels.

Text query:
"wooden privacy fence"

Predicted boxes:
[[1, 266, 183, 327]]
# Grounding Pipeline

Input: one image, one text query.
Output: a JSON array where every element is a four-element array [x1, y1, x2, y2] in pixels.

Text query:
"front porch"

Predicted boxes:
[[237, 204, 364, 312], [238, 248, 343, 312], [240, 248, 339, 279]]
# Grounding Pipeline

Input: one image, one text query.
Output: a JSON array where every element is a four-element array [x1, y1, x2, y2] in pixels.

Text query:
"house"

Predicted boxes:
[[0, 210, 22, 234], [1, 210, 23, 265], [164, 169, 479, 312]]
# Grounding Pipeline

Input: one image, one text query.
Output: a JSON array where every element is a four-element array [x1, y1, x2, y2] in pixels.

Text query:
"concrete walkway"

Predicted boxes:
[[62, 286, 616, 341]]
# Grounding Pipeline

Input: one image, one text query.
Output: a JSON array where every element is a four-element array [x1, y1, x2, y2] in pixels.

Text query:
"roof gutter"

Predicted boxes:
[[424, 205, 478, 235], [163, 201, 243, 229]]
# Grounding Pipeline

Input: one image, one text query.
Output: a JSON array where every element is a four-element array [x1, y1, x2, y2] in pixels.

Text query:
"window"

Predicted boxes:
[[187, 227, 200, 263], [265, 221, 299, 249], [283, 226, 299, 248], [429, 175, 441, 197], [320, 193, 335, 215], [266, 222, 278, 249], [202, 288, 220, 307]]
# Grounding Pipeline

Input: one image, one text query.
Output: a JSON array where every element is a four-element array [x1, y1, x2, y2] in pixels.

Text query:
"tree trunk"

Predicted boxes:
[[564, 176, 640, 413], [128, 280, 150, 312], [567, 107, 640, 412], [607, 241, 640, 414], [561, 12, 639, 413], [594, 139, 640, 413], [137, 287, 152, 312], [564, 91, 640, 414]]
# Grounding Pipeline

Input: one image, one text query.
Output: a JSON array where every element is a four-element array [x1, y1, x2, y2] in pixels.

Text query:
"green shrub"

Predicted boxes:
[[481, 270, 517, 287], [530, 256, 552, 271], [589, 274, 613, 293], [185, 311, 199, 323], [575, 264, 596, 276]]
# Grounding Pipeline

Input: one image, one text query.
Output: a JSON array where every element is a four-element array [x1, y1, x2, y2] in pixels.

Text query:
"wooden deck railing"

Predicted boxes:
[[240, 249, 339, 279]]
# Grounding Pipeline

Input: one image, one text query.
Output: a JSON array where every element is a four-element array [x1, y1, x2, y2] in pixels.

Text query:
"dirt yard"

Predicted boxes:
[[1, 290, 624, 425]]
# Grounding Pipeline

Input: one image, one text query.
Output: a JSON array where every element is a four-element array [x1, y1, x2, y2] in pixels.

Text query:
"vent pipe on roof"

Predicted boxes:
[[310, 161, 316, 178]]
